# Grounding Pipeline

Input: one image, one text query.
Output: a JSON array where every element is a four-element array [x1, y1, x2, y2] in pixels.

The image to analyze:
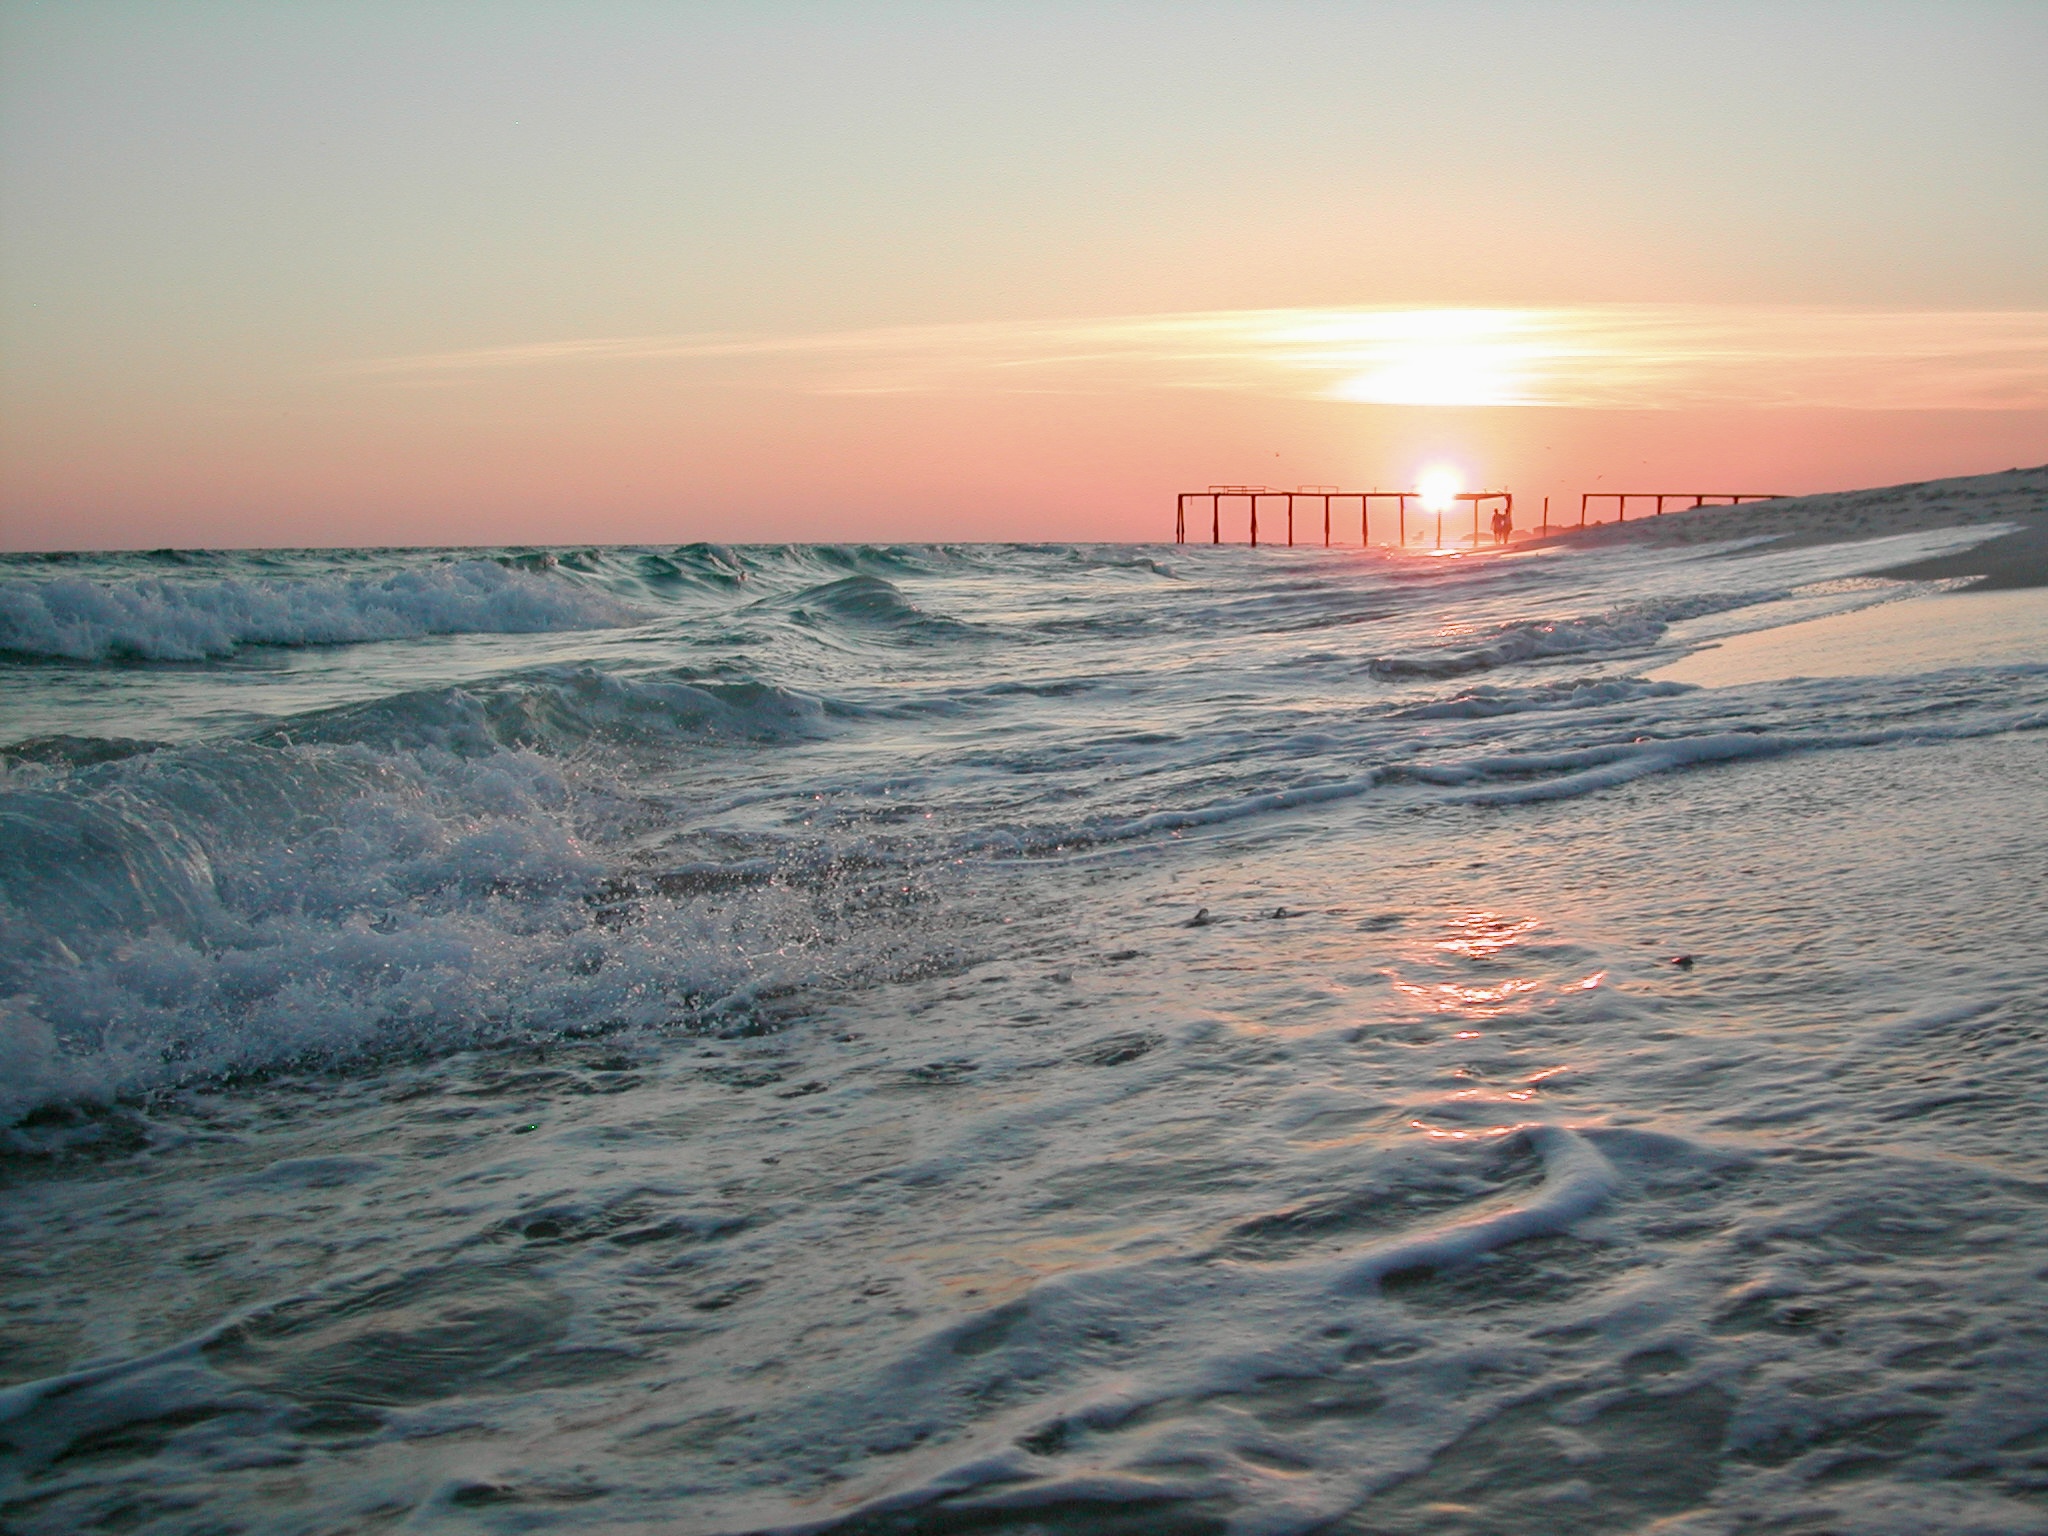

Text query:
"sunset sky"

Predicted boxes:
[[3, 1, 2045, 550]]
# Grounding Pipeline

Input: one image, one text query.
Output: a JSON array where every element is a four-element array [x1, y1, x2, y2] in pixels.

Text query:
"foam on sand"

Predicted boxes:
[[1327, 1123, 1619, 1292]]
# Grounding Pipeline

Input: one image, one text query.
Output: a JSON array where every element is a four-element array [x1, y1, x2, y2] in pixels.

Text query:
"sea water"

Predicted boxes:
[[3, 517, 2047, 1534]]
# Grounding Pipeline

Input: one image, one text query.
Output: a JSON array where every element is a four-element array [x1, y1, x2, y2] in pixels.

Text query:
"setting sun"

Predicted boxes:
[[1317, 309, 1537, 407], [1419, 468, 1462, 512]]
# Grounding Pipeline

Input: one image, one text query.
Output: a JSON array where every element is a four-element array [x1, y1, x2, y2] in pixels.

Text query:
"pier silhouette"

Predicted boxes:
[[1577, 492, 1785, 527], [1178, 487, 1789, 545], [1177, 487, 1511, 549]]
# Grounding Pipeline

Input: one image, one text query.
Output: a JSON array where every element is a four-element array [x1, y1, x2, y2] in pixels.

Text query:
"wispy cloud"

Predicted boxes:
[[352, 306, 2048, 411]]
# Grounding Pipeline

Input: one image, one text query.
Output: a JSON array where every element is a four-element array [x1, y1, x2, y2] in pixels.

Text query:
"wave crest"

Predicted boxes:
[[761, 575, 982, 639], [0, 560, 646, 661], [272, 667, 843, 757]]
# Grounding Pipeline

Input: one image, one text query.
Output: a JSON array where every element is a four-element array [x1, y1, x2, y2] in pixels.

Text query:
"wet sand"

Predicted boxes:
[[1648, 584, 2048, 687]]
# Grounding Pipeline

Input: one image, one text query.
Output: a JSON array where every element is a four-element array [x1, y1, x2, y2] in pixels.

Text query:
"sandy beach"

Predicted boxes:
[[1532, 463, 2048, 589], [1523, 464, 2046, 687]]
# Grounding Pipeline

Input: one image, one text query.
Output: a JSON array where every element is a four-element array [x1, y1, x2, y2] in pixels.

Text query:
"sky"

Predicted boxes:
[[2, 0, 2045, 551]]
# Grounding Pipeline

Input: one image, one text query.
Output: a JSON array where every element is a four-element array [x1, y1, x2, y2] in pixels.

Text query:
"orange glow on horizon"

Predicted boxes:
[[4, 4, 2043, 551]]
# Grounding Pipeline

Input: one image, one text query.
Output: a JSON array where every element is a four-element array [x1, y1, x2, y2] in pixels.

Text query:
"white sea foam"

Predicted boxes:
[[1391, 676, 1694, 719], [1327, 1124, 1619, 1290], [0, 729, 941, 1123], [1368, 613, 1673, 677]]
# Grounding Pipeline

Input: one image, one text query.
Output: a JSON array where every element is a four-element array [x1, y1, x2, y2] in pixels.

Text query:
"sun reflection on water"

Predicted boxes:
[[1382, 910, 1580, 1023], [1434, 911, 1544, 960]]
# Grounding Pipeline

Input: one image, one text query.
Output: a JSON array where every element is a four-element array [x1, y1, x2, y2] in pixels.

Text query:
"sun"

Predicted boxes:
[[1419, 468, 1462, 512], [1307, 308, 1536, 407]]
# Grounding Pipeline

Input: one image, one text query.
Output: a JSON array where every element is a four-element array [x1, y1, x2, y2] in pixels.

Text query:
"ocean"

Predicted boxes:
[[3, 493, 2048, 1534]]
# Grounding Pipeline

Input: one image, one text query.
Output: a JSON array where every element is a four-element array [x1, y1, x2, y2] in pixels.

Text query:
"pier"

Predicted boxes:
[[1177, 487, 1512, 549], [1578, 492, 1785, 526], [1177, 487, 1790, 543]]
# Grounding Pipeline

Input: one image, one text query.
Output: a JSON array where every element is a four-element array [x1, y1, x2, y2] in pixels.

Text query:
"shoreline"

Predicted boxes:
[[1524, 463, 2048, 589]]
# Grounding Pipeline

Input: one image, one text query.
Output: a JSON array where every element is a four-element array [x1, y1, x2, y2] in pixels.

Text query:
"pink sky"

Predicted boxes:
[[3, 4, 2044, 550]]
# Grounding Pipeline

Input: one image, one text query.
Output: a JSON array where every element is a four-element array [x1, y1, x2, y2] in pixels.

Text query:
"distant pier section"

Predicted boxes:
[[1177, 486, 1511, 548], [1575, 492, 1785, 527]]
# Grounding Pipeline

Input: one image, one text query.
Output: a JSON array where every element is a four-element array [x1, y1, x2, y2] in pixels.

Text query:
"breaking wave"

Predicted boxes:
[[0, 560, 647, 661]]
